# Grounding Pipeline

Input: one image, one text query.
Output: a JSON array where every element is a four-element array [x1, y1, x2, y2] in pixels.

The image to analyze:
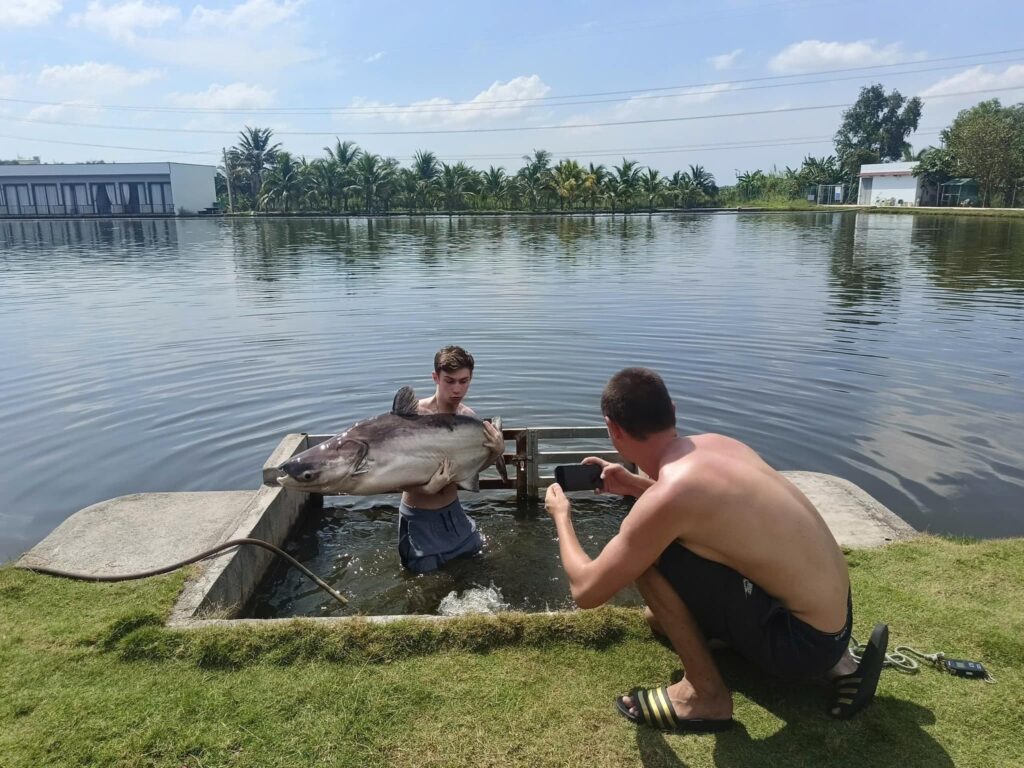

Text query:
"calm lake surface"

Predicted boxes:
[[1, 213, 1022, 615]]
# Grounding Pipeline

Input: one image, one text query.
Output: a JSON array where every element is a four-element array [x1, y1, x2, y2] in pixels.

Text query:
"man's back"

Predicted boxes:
[[656, 433, 850, 633]]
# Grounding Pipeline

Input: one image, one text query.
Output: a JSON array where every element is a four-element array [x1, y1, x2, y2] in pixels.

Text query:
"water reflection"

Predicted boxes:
[[1, 212, 1022, 576]]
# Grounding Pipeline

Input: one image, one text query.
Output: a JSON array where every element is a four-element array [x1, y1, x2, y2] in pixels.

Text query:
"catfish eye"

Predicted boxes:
[[302, 471, 314, 481]]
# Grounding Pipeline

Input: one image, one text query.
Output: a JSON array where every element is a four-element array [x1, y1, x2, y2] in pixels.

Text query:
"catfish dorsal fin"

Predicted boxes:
[[391, 386, 419, 416]]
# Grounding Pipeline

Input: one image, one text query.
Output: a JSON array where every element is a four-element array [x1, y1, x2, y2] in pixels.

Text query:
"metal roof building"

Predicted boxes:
[[0, 162, 216, 217]]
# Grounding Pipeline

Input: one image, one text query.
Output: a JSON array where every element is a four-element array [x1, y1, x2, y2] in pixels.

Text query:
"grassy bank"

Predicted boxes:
[[861, 205, 1024, 219], [2, 535, 1022, 767]]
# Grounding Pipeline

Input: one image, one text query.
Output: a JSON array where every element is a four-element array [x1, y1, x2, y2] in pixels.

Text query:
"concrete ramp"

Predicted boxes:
[[784, 471, 917, 548], [16, 491, 255, 577]]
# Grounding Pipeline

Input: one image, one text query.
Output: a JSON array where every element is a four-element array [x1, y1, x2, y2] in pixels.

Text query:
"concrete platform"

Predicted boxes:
[[783, 471, 917, 548], [16, 491, 255, 577], [15, 429, 916, 628]]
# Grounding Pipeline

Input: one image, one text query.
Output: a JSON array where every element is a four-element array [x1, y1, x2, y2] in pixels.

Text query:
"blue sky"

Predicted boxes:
[[1, 0, 1023, 182]]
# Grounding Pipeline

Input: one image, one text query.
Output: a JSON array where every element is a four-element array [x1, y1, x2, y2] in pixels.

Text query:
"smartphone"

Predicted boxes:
[[554, 463, 603, 492]]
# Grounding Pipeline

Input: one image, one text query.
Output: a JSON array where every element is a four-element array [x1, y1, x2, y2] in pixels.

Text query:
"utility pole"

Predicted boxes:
[[222, 147, 234, 214]]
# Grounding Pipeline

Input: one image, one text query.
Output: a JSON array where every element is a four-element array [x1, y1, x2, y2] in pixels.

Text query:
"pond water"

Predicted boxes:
[[1, 213, 1021, 615]]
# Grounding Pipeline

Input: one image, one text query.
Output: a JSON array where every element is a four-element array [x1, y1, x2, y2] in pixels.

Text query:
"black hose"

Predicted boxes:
[[19, 537, 348, 606]]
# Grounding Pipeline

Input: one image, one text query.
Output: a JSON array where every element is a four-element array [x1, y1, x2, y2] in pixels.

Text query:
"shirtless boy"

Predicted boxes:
[[399, 345, 504, 574]]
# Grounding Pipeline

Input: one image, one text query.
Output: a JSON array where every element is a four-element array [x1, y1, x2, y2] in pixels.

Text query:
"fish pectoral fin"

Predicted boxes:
[[352, 458, 372, 476], [457, 473, 481, 493]]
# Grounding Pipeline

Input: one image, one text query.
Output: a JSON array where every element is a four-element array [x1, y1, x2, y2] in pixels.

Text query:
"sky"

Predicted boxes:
[[1, 0, 1023, 183]]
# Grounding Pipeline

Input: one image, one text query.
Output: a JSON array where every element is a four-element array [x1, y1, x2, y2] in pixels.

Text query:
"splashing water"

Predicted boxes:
[[438, 583, 510, 616]]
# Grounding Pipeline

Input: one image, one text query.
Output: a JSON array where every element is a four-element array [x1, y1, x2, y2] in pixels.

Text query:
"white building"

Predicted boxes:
[[857, 162, 922, 206], [0, 162, 216, 217]]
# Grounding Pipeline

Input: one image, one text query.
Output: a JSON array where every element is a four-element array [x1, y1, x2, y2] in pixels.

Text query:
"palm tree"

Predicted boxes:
[[550, 159, 584, 211], [640, 168, 665, 212], [582, 163, 606, 214], [324, 139, 361, 211], [688, 164, 717, 203], [374, 157, 401, 212], [481, 166, 508, 210], [311, 158, 343, 212], [411, 150, 440, 212], [259, 152, 304, 212], [435, 162, 477, 215], [236, 126, 281, 203], [612, 158, 642, 212], [351, 152, 385, 213], [218, 147, 247, 211]]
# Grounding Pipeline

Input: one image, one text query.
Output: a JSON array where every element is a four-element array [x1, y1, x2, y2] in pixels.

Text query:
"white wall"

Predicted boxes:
[[167, 164, 217, 214], [861, 175, 921, 206]]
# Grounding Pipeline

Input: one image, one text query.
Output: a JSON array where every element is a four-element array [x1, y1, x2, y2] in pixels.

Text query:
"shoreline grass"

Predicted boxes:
[[2, 534, 1022, 767]]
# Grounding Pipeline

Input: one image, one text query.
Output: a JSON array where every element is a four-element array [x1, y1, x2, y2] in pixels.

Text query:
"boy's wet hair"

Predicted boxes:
[[434, 345, 475, 374], [601, 367, 675, 439]]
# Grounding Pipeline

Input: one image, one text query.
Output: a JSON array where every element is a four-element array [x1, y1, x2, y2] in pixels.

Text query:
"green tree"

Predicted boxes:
[[435, 162, 477, 215], [323, 139, 361, 211], [688, 164, 717, 203], [942, 99, 1024, 207], [913, 146, 956, 205], [236, 126, 281, 204], [834, 84, 922, 195], [611, 158, 642, 212], [258, 151, 304, 212], [639, 167, 665, 212], [481, 166, 509, 209], [411, 150, 440, 212], [550, 159, 584, 211], [582, 163, 607, 213], [351, 152, 386, 213]]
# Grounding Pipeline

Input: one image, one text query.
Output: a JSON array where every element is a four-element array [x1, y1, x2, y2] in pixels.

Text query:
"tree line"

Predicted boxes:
[[218, 85, 1024, 214], [732, 86, 1024, 208]]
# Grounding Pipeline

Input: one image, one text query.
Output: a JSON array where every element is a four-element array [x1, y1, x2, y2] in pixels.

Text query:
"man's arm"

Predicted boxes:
[[545, 481, 679, 609]]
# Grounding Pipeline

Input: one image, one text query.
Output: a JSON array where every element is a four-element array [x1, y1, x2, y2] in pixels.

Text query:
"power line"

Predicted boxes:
[[0, 86, 1019, 137], [0, 133, 219, 155], [1, 47, 1022, 116], [0, 130, 944, 163]]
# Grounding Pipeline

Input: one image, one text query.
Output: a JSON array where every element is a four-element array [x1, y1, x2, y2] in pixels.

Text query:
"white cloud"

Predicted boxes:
[[708, 48, 742, 71], [169, 82, 276, 109], [920, 64, 1024, 99], [69, 1, 179, 41], [37, 62, 163, 91], [0, 0, 62, 26], [364, 51, 385, 64], [612, 83, 733, 120], [769, 39, 918, 74], [26, 100, 102, 121], [342, 75, 552, 126], [189, 0, 304, 31]]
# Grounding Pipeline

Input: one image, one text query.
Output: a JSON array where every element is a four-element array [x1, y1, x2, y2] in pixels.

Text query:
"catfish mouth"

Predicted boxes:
[[276, 459, 324, 487]]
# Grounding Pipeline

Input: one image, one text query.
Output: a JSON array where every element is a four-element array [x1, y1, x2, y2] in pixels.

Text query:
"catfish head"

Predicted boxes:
[[276, 432, 371, 493]]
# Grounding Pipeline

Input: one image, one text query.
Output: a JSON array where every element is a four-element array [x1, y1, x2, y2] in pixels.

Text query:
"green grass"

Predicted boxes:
[[2, 535, 1023, 767], [861, 206, 1024, 219]]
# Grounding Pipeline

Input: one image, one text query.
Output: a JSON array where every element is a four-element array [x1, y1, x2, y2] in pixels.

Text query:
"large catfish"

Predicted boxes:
[[275, 386, 507, 495]]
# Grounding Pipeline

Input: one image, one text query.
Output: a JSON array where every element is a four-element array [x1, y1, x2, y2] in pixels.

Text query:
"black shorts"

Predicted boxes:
[[655, 541, 852, 681]]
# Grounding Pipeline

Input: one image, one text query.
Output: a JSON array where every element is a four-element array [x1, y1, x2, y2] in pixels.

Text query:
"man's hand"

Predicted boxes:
[[582, 456, 639, 497], [481, 421, 505, 459], [545, 483, 571, 520]]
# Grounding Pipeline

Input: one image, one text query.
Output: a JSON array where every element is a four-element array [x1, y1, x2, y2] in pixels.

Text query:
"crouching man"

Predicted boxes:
[[544, 367, 887, 732]]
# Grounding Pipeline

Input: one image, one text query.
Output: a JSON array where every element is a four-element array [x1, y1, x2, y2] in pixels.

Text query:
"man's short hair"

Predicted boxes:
[[601, 367, 675, 439], [434, 345, 475, 374]]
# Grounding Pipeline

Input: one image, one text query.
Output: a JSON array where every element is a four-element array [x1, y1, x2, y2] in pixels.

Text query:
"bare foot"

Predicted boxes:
[[827, 649, 859, 679], [620, 677, 733, 721]]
